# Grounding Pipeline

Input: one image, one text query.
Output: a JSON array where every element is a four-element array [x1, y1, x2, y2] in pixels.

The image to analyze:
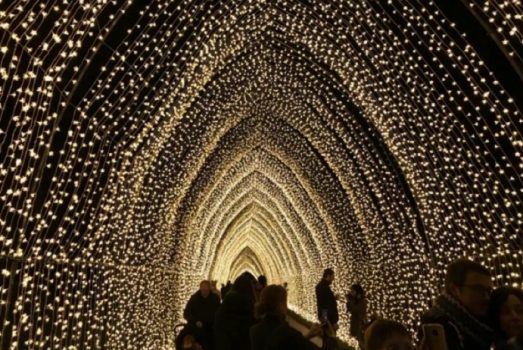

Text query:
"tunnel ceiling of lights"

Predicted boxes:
[[0, 0, 522, 349]]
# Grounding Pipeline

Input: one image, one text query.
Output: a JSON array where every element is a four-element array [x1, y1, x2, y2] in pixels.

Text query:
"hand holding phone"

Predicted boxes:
[[320, 309, 328, 326], [305, 323, 323, 339], [421, 324, 448, 350]]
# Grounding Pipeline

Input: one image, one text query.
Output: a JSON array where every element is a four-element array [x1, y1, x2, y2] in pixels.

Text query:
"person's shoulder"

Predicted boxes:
[[222, 291, 252, 311], [249, 320, 263, 337], [420, 306, 449, 325], [275, 324, 319, 349], [272, 322, 301, 339]]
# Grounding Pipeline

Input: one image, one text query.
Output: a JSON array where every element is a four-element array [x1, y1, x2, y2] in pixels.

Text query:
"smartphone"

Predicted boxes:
[[422, 323, 448, 350], [320, 309, 328, 326]]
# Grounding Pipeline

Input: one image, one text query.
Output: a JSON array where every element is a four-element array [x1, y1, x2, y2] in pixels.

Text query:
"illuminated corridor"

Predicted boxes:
[[0, 1, 521, 349]]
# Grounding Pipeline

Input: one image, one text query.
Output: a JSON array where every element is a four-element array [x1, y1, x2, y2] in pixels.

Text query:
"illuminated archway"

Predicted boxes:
[[0, 0, 521, 349]]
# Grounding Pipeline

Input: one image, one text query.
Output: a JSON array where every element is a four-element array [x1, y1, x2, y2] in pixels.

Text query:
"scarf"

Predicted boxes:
[[432, 294, 494, 349]]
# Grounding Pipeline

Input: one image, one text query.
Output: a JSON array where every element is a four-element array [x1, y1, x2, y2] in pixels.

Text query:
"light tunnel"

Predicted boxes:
[[0, 0, 522, 349]]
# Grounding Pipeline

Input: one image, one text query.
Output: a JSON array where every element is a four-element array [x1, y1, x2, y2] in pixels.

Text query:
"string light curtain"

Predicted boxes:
[[0, 0, 522, 349]]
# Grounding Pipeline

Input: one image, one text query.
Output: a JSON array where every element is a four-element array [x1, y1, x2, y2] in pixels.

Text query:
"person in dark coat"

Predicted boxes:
[[419, 259, 494, 350], [181, 280, 221, 350], [214, 272, 257, 350], [346, 283, 366, 348], [315, 268, 339, 330], [250, 284, 336, 350]]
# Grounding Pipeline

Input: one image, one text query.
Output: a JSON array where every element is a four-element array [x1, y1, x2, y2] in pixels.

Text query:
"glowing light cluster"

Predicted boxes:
[[0, 0, 521, 349]]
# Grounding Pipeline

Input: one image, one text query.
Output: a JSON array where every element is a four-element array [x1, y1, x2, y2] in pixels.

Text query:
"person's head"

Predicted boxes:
[[199, 280, 211, 298], [323, 268, 335, 284], [364, 319, 413, 350], [255, 285, 288, 319], [232, 272, 256, 304], [445, 259, 492, 317], [257, 275, 267, 288], [350, 284, 365, 299], [488, 287, 523, 339]]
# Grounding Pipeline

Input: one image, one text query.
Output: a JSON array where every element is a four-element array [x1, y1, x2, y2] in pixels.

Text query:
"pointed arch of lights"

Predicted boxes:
[[0, 0, 521, 349]]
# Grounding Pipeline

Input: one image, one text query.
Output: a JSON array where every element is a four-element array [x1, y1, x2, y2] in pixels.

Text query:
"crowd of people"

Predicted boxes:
[[176, 259, 523, 350]]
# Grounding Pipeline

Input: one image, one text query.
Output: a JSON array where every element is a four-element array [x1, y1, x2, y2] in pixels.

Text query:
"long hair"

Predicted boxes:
[[323, 268, 334, 279], [488, 287, 523, 337]]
